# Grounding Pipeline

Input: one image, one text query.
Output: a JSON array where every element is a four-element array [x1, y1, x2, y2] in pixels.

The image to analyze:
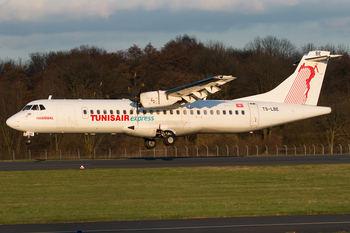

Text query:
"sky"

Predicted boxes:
[[0, 0, 350, 61]]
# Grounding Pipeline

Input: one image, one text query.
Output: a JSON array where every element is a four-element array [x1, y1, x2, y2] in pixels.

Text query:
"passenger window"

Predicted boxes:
[[210, 110, 214, 115], [137, 110, 140, 114], [110, 110, 113, 114], [31, 105, 39, 111], [183, 110, 187, 115], [150, 110, 153, 114], [123, 110, 126, 114], [235, 110, 239, 115], [39, 105, 46, 110], [83, 109, 87, 115], [176, 110, 180, 115], [229, 110, 232, 115], [156, 110, 160, 115], [22, 105, 32, 111], [143, 109, 146, 114], [204, 110, 207, 115], [170, 110, 173, 115], [163, 110, 167, 115], [190, 110, 194, 115], [216, 110, 220, 115], [130, 110, 133, 114], [97, 110, 100, 114], [116, 110, 120, 114], [90, 110, 94, 114], [197, 110, 200, 115], [242, 110, 245, 115], [223, 110, 226, 115], [103, 110, 107, 115]]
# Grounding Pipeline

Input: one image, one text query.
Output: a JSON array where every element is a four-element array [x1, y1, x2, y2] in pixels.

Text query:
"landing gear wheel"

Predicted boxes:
[[163, 131, 176, 146], [24, 138, 32, 145], [144, 139, 156, 149]]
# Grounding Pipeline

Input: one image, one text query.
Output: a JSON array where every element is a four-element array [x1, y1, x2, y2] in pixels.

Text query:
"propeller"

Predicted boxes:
[[99, 81, 103, 99], [94, 82, 103, 99], [128, 73, 144, 112]]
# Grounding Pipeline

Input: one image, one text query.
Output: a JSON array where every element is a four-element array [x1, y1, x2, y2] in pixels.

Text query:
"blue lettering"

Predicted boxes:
[[129, 116, 155, 121]]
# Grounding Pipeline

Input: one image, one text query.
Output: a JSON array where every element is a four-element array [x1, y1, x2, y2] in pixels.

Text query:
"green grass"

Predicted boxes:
[[1, 164, 350, 224]]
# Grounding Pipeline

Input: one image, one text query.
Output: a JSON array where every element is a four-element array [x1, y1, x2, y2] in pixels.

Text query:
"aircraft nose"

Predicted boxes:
[[6, 115, 19, 129]]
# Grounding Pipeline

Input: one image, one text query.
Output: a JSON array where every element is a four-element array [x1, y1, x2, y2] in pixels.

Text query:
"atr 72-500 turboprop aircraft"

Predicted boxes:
[[6, 51, 341, 149]]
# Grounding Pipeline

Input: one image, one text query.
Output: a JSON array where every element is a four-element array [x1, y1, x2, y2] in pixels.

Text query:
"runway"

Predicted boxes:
[[1, 214, 350, 232], [1, 155, 350, 232], [1, 154, 350, 171]]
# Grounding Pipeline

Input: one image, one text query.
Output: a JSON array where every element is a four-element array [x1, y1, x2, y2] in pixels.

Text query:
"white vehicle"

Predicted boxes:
[[6, 51, 341, 149]]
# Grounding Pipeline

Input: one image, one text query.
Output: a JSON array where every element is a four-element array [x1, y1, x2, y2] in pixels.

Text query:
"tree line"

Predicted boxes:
[[1, 35, 350, 159]]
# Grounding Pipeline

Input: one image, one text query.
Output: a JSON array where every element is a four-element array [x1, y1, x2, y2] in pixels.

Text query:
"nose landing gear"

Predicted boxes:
[[24, 138, 32, 145], [23, 132, 34, 145]]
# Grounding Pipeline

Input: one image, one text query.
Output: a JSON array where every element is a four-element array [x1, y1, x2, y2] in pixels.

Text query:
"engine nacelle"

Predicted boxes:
[[140, 91, 182, 108]]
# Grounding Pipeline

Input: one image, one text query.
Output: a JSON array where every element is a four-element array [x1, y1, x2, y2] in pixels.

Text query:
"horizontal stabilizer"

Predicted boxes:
[[305, 54, 343, 62]]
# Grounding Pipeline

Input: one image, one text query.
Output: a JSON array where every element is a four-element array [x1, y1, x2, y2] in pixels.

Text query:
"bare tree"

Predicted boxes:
[[0, 62, 31, 158]]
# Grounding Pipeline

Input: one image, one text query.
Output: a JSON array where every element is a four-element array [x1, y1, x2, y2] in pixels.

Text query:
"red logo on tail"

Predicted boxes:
[[284, 63, 318, 105]]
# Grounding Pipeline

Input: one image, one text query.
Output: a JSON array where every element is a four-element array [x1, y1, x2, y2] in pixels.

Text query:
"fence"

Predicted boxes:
[[1, 144, 350, 160]]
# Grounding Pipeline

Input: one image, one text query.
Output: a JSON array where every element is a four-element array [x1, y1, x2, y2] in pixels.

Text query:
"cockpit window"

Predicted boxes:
[[22, 105, 32, 111], [31, 105, 39, 111], [23, 104, 46, 111]]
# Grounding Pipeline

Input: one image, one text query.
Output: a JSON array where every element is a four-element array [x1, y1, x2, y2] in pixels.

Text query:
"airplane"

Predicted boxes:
[[6, 51, 342, 149]]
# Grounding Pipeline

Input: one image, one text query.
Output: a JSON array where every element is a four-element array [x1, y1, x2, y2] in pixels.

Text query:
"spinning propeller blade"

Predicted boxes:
[[128, 73, 144, 113]]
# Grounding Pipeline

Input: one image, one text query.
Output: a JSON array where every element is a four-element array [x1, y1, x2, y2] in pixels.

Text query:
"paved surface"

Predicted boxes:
[[1, 154, 350, 171], [1, 155, 350, 232], [1, 214, 350, 232]]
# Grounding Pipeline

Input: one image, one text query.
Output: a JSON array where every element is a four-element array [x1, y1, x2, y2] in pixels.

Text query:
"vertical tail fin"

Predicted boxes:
[[237, 51, 342, 106]]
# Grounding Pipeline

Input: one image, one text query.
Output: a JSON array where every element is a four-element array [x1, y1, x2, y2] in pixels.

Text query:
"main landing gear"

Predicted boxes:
[[143, 130, 176, 149], [144, 139, 156, 149], [162, 131, 175, 146]]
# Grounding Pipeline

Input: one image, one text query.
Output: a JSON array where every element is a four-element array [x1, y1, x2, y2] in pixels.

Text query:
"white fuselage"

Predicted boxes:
[[6, 51, 339, 149], [6, 99, 331, 138]]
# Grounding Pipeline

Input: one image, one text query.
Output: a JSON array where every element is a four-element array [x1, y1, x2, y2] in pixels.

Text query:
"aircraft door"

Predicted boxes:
[[249, 103, 259, 127], [56, 104, 76, 129]]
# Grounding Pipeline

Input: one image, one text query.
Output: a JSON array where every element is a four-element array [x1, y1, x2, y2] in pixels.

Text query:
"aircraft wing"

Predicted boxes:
[[165, 75, 236, 103], [140, 75, 236, 108]]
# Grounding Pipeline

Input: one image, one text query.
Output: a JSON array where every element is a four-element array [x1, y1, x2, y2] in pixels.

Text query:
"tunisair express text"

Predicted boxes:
[[90, 115, 154, 122]]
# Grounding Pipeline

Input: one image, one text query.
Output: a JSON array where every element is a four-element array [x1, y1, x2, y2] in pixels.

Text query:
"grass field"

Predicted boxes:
[[1, 164, 350, 224]]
